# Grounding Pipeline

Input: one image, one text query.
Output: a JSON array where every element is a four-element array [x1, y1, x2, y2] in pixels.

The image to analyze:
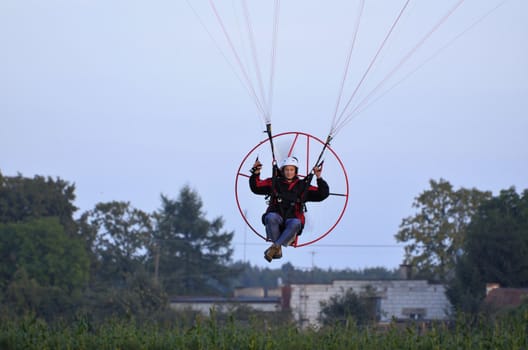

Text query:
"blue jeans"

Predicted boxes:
[[264, 212, 301, 246]]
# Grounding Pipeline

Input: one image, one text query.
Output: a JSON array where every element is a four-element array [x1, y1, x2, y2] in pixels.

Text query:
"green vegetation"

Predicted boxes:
[[0, 308, 526, 350], [447, 187, 528, 313], [395, 178, 492, 282], [319, 286, 379, 326], [0, 171, 403, 324]]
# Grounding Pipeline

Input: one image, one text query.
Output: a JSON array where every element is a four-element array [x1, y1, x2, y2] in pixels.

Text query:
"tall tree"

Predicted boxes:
[[78, 201, 153, 284], [77, 202, 170, 321], [0, 171, 88, 319], [154, 186, 236, 296], [447, 187, 528, 313], [395, 179, 491, 281]]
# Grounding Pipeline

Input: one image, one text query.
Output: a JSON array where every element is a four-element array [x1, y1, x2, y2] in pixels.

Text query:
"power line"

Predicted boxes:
[[231, 242, 404, 248]]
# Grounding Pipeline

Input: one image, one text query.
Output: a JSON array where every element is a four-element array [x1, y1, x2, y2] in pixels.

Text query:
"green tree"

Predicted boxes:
[[78, 202, 169, 321], [318, 286, 379, 326], [0, 217, 89, 294], [447, 187, 528, 313], [395, 179, 491, 281], [78, 201, 153, 284], [154, 186, 237, 296], [0, 171, 88, 320], [0, 172, 77, 234], [2, 268, 75, 320]]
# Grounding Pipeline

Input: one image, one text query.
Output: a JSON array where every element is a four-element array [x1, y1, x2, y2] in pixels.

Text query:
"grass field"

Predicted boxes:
[[1, 310, 526, 350]]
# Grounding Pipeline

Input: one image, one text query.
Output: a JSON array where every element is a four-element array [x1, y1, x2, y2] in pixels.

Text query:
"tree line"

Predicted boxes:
[[0, 170, 399, 323]]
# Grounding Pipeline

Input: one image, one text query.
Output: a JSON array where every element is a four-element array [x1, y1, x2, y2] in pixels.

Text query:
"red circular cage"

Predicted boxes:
[[235, 131, 349, 247]]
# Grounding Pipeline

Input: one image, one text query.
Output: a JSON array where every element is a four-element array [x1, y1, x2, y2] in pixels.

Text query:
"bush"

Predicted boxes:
[[318, 285, 379, 327]]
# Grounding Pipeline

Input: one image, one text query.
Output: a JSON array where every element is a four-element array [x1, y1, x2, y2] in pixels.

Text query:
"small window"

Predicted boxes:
[[402, 307, 426, 320], [409, 312, 423, 320]]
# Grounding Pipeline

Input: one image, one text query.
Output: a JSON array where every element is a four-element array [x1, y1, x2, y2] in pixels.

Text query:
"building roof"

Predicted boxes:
[[170, 296, 281, 304], [484, 288, 528, 308]]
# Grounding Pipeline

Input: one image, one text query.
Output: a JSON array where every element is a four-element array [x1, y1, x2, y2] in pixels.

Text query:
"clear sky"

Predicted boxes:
[[1, 1, 527, 270]]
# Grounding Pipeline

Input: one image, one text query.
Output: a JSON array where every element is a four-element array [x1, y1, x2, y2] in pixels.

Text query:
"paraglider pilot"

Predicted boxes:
[[249, 156, 329, 262]]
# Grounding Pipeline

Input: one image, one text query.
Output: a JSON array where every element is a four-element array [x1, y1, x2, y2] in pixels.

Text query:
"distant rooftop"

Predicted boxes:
[[485, 288, 528, 308]]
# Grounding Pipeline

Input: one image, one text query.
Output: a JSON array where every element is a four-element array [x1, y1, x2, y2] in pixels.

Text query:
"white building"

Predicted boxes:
[[290, 280, 451, 327]]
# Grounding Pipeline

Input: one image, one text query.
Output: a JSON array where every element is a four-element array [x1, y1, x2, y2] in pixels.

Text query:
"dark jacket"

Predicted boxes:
[[249, 173, 329, 228]]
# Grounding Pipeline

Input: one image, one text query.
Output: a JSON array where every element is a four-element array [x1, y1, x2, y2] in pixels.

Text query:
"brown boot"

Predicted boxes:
[[273, 245, 282, 259], [264, 244, 279, 262]]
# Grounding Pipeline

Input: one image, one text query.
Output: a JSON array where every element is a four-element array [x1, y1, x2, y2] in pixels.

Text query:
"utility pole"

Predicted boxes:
[[243, 209, 248, 262], [310, 251, 316, 282], [154, 241, 160, 285]]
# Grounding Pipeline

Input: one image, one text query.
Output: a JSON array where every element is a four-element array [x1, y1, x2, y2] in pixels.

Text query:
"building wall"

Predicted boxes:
[[290, 280, 451, 327]]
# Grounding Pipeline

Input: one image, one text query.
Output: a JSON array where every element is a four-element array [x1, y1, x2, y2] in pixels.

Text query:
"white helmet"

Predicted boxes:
[[280, 156, 299, 169]]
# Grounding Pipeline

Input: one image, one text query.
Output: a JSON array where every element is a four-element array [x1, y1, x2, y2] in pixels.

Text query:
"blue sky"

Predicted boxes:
[[1, 0, 527, 270]]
